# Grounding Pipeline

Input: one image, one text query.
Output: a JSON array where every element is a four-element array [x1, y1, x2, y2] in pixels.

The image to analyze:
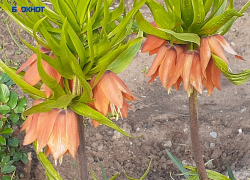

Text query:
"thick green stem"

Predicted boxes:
[[77, 115, 88, 180], [72, 76, 88, 179], [189, 90, 208, 180]]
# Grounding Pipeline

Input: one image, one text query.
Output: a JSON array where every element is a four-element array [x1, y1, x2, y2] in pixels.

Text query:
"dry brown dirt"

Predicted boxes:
[[1, 0, 250, 179]]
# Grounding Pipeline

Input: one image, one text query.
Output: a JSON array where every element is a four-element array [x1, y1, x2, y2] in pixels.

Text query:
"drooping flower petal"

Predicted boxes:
[[182, 51, 194, 90], [211, 59, 221, 90], [23, 113, 40, 145], [190, 53, 203, 94], [208, 36, 229, 64], [202, 60, 214, 95], [47, 111, 68, 160], [159, 47, 177, 88], [167, 53, 186, 88], [200, 37, 212, 76], [145, 45, 170, 77], [141, 35, 166, 53], [93, 83, 109, 116], [20, 114, 33, 132], [66, 110, 79, 158], [214, 34, 244, 60], [100, 73, 123, 108], [174, 44, 184, 61], [174, 77, 182, 91], [23, 60, 48, 86], [37, 109, 60, 152], [149, 42, 168, 55], [109, 71, 139, 100], [148, 67, 159, 84]]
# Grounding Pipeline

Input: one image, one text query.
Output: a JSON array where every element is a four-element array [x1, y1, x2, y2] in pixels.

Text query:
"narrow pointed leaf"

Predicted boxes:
[[36, 44, 66, 99], [0, 60, 46, 98], [70, 102, 139, 138], [212, 54, 250, 85], [23, 94, 76, 117], [226, 163, 235, 180], [158, 28, 200, 45], [33, 141, 63, 180], [188, 0, 205, 32]]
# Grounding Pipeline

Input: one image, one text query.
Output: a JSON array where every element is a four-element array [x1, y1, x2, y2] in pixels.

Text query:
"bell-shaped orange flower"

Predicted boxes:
[[16, 48, 63, 98], [200, 34, 243, 76], [145, 44, 185, 89], [21, 100, 79, 160], [90, 71, 139, 127]]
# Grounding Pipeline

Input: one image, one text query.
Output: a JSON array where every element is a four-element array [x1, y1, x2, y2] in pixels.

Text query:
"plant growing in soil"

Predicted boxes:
[[0, 0, 144, 179], [0, 73, 28, 179], [137, 0, 250, 179]]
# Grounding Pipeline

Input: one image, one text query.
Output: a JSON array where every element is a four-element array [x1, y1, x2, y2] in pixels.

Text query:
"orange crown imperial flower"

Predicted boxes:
[[89, 71, 139, 127], [21, 100, 79, 160], [16, 47, 63, 98], [142, 30, 244, 96]]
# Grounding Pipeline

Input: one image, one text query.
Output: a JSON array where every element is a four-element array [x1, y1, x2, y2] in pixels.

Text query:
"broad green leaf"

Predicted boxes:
[[7, 92, 18, 109], [8, 114, 19, 124], [207, 169, 230, 180], [188, 0, 205, 32], [13, 152, 22, 161], [146, 0, 172, 29], [14, 98, 27, 113], [0, 60, 46, 98], [60, 20, 75, 75], [8, 137, 19, 147], [0, 105, 11, 115], [0, 73, 9, 83], [0, 84, 10, 103], [181, 0, 194, 29], [70, 102, 138, 138], [108, 35, 143, 73], [215, 0, 227, 16], [166, 150, 189, 178], [226, 163, 235, 180], [212, 54, 250, 85], [34, 141, 63, 180], [198, 9, 243, 36], [23, 94, 76, 117], [1, 165, 16, 174], [77, 0, 91, 25], [0, 136, 6, 146], [1, 155, 10, 166], [2, 175, 11, 180], [65, 21, 86, 68], [36, 44, 66, 99], [21, 153, 29, 164], [204, 0, 214, 15], [158, 28, 200, 45], [0, 128, 13, 135], [134, 6, 183, 44]]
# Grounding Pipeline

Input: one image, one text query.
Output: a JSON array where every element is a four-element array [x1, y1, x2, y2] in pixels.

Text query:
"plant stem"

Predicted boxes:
[[77, 115, 88, 180], [189, 89, 208, 180]]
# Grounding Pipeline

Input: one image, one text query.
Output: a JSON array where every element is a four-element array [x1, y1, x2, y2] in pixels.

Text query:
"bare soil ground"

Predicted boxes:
[[1, 0, 250, 179]]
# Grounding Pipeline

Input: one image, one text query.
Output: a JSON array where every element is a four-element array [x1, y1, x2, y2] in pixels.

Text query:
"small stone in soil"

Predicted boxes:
[[136, 128, 140, 131], [210, 132, 217, 138], [240, 107, 246, 113], [239, 129, 243, 134], [210, 143, 215, 148], [130, 142, 133, 145], [164, 141, 172, 147]]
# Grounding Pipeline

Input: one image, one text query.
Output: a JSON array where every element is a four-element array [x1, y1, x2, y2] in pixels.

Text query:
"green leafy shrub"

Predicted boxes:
[[0, 73, 28, 177]]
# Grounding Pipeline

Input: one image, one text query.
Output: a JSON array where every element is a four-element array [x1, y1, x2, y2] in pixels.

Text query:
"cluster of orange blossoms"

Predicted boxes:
[[142, 23, 243, 96], [17, 49, 137, 159]]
